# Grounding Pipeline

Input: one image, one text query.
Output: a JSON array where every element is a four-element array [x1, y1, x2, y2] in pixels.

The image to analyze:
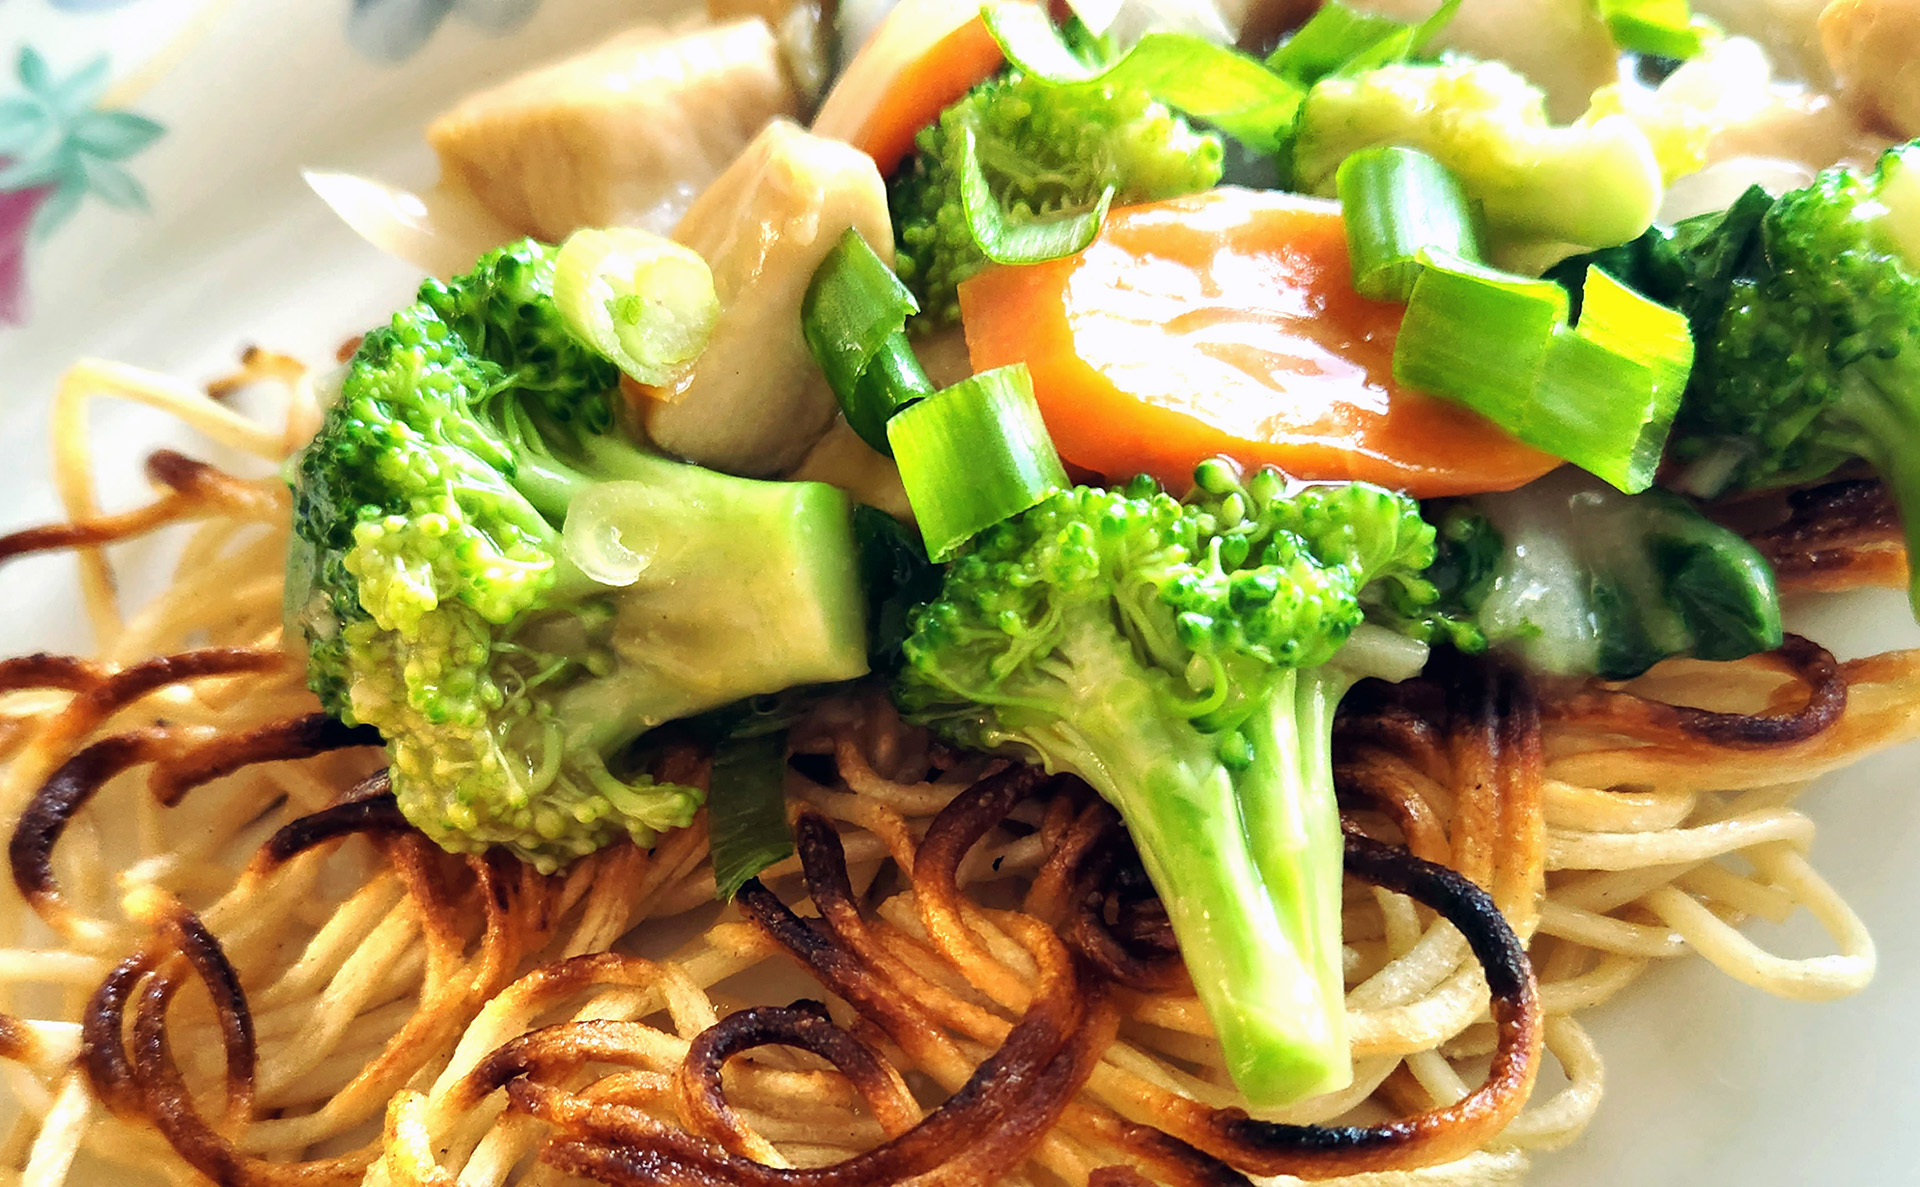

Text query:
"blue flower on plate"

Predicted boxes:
[[348, 0, 544, 63], [0, 47, 164, 324]]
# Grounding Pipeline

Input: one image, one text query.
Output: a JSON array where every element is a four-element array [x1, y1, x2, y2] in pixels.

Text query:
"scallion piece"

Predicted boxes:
[[1543, 266, 1692, 491], [982, 2, 1306, 153], [959, 124, 1116, 266], [1267, 0, 1461, 87], [708, 732, 794, 902], [553, 227, 720, 386], [801, 229, 935, 454], [1596, 0, 1706, 59], [1394, 249, 1568, 416], [1393, 251, 1692, 493], [887, 365, 1069, 561], [1336, 147, 1486, 302]]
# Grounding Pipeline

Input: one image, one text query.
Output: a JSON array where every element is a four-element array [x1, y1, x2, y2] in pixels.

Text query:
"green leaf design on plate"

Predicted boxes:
[[0, 45, 166, 241]]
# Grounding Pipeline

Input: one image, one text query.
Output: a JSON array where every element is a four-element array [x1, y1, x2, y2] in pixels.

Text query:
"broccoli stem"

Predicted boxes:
[[1237, 667, 1353, 1085], [1833, 372, 1920, 615], [1030, 621, 1352, 1106]]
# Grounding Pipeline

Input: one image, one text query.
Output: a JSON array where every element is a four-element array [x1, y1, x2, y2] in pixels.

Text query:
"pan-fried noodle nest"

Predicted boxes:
[[0, 354, 1913, 1186]]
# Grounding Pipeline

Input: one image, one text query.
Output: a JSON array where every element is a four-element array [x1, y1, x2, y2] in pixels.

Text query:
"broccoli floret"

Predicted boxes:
[[1575, 145, 1920, 613], [1431, 470, 1782, 679], [1292, 60, 1665, 252], [888, 70, 1223, 326], [288, 240, 870, 872], [895, 459, 1440, 1107]]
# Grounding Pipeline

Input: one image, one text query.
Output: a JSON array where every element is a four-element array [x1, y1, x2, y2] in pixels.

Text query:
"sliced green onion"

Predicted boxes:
[[983, 3, 1306, 153], [801, 229, 935, 455], [554, 227, 720, 386], [1596, 0, 1706, 59], [708, 732, 793, 901], [959, 124, 1115, 266], [1542, 267, 1691, 492], [887, 365, 1069, 561], [1567, 266, 1693, 412], [1394, 251, 1692, 493], [1267, 0, 1461, 87], [1336, 147, 1486, 302], [1394, 249, 1568, 417]]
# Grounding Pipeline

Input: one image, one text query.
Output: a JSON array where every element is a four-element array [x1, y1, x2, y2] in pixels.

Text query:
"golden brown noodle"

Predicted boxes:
[[0, 353, 1911, 1185]]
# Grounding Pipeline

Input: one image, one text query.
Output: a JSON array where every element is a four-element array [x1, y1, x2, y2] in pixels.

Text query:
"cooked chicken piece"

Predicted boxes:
[[1821, 0, 1920, 139], [1656, 37, 1886, 175], [708, 0, 830, 104], [789, 418, 913, 520], [1693, 0, 1832, 85], [646, 120, 894, 477], [428, 19, 799, 242]]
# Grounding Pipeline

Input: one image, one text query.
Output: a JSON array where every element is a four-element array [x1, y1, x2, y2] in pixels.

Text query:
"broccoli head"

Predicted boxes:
[[888, 69, 1223, 327], [289, 240, 870, 872], [896, 459, 1441, 1107], [1292, 60, 1665, 252], [1575, 144, 1920, 613]]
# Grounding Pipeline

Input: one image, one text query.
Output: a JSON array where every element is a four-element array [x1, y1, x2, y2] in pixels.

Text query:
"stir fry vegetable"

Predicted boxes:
[[1431, 471, 1783, 679], [287, 240, 870, 871], [887, 62, 1223, 327], [1293, 59, 1666, 251], [1574, 143, 1920, 614], [897, 459, 1444, 1107], [958, 188, 1560, 495]]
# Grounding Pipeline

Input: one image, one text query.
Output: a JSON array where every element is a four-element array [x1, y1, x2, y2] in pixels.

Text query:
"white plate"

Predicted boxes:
[[0, 2, 1913, 1183]]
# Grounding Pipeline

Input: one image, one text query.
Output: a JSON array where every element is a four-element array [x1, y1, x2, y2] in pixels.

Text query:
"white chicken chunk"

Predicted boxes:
[[1820, 0, 1920, 139], [646, 119, 894, 477], [428, 19, 799, 242]]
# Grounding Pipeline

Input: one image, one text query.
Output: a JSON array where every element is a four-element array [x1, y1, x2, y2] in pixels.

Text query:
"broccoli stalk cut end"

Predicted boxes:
[[290, 240, 869, 872]]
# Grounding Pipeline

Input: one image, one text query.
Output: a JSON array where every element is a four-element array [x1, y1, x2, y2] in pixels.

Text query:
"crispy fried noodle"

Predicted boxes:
[[0, 357, 1914, 1187]]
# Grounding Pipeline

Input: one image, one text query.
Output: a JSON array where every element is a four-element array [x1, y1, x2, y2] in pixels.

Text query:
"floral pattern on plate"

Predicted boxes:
[[348, 0, 545, 62], [0, 47, 163, 325]]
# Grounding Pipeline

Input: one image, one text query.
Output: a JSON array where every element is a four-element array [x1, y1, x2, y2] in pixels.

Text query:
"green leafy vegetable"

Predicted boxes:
[[984, 2, 1307, 152], [287, 239, 871, 872], [896, 460, 1444, 1107], [854, 504, 945, 676], [1562, 143, 1920, 615], [1266, 0, 1461, 88], [1432, 470, 1781, 678], [708, 733, 796, 901]]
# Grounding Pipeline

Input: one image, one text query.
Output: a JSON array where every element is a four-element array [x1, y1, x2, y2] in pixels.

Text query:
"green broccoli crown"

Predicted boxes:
[[289, 241, 701, 872], [895, 461, 1438, 1106], [1671, 148, 1920, 493], [898, 462, 1438, 753], [888, 70, 1224, 326]]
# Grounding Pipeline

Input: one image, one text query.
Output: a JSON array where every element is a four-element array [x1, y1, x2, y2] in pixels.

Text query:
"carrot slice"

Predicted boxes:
[[812, 0, 1009, 176], [958, 188, 1562, 497]]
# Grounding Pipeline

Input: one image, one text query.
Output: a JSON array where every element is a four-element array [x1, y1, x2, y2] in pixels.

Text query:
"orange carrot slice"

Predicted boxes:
[[812, 0, 1010, 176], [959, 188, 1562, 497]]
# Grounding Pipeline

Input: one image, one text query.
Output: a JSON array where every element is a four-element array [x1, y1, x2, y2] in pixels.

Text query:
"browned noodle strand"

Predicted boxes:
[[0, 355, 1911, 1186], [1741, 478, 1909, 594]]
